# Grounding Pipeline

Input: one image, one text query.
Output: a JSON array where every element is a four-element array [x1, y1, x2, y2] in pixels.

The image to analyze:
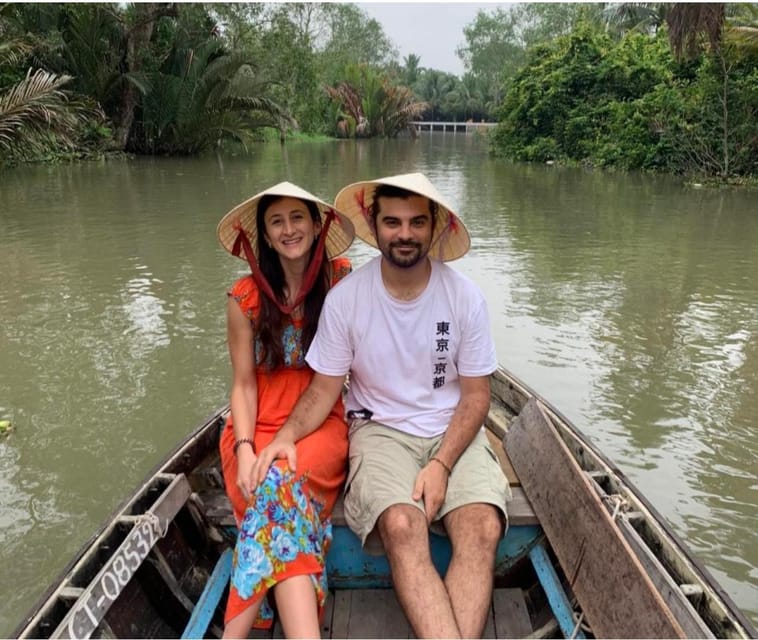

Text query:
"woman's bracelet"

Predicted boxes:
[[430, 455, 452, 476], [233, 438, 254, 455]]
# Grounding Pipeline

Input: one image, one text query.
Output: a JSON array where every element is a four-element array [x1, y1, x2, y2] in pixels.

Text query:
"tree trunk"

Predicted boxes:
[[113, 3, 177, 150], [720, 50, 730, 178]]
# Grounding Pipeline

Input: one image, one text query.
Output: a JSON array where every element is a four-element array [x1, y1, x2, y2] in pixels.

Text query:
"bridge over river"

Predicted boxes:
[[411, 121, 497, 133]]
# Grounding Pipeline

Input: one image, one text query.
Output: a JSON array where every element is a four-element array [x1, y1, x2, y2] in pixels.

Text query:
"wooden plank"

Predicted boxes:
[[197, 490, 235, 527], [485, 428, 520, 486], [376, 590, 412, 639], [181, 548, 232, 639], [490, 370, 529, 414], [485, 403, 513, 440], [330, 590, 350, 639], [493, 588, 532, 639], [320, 591, 336, 639], [504, 399, 686, 639], [345, 589, 411, 638], [482, 602, 496, 639], [506, 487, 538, 527], [529, 543, 584, 639]]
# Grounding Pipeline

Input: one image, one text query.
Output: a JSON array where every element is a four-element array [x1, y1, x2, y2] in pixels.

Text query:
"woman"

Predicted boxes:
[[215, 182, 355, 638]]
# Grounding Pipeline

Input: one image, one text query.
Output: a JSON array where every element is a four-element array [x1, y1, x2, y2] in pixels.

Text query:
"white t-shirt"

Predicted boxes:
[[306, 256, 498, 437]]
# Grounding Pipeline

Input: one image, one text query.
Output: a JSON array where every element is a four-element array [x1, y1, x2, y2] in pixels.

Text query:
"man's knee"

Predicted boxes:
[[448, 504, 504, 551], [476, 507, 505, 547], [378, 504, 427, 549]]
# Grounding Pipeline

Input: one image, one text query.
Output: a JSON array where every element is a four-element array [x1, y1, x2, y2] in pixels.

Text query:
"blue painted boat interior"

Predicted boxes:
[[326, 524, 543, 589]]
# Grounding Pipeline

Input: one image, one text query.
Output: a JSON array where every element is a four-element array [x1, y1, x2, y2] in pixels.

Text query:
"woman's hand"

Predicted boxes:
[[251, 435, 297, 487], [236, 445, 258, 501]]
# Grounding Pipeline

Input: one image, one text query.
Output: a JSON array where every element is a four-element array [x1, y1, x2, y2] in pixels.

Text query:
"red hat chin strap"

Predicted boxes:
[[232, 210, 335, 315]]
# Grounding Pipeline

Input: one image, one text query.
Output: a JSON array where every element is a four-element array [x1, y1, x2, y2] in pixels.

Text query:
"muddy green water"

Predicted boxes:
[[1, 135, 756, 633]]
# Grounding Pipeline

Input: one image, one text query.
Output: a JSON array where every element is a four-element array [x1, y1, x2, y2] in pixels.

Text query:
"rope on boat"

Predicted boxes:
[[602, 493, 630, 521], [571, 611, 590, 638], [140, 511, 168, 538]]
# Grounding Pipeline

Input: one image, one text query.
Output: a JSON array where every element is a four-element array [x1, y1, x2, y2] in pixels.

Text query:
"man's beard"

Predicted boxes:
[[381, 240, 426, 268]]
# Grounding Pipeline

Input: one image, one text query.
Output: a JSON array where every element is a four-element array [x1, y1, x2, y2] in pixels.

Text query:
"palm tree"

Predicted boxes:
[[324, 64, 427, 138], [667, 3, 726, 59], [0, 8, 96, 163], [606, 3, 758, 59], [0, 69, 85, 161], [402, 53, 423, 87], [415, 70, 458, 121], [136, 36, 294, 154]]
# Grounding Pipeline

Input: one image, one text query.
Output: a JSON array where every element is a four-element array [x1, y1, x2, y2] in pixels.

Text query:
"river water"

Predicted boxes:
[[1, 134, 756, 634]]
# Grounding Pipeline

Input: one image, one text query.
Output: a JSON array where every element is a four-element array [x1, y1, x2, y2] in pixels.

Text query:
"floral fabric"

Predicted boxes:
[[231, 464, 331, 626]]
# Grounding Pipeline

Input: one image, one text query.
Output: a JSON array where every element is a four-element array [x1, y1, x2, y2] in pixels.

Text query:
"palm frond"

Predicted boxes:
[[726, 25, 758, 50], [0, 69, 77, 151], [0, 38, 32, 67], [667, 3, 726, 60]]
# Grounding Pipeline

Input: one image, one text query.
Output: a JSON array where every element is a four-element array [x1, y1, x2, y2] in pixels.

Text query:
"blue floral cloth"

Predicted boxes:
[[230, 463, 331, 628]]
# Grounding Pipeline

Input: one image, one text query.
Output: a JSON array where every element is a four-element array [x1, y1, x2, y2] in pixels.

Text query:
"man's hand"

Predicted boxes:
[[250, 435, 297, 487], [412, 461, 449, 524]]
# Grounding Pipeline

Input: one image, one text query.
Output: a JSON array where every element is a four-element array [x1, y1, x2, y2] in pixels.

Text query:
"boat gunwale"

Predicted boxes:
[[11, 405, 230, 639], [492, 365, 757, 638]]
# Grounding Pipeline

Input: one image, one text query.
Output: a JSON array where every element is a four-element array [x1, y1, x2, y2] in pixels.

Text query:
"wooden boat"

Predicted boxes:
[[12, 366, 757, 639]]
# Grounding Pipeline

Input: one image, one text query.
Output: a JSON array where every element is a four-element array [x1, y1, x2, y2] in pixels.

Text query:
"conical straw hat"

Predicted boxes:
[[334, 173, 470, 262], [217, 182, 355, 260]]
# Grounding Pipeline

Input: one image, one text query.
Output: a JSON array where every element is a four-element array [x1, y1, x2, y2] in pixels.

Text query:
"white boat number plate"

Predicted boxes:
[[51, 475, 191, 639]]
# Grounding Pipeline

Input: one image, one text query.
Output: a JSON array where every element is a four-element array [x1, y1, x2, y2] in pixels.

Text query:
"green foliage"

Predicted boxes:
[[457, 8, 523, 112], [2, 0, 754, 179], [413, 69, 458, 121], [0, 68, 97, 164], [324, 63, 427, 138], [0, 5, 109, 164], [491, 19, 758, 179], [316, 4, 396, 84], [666, 50, 758, 177], [134, 30, 293, 155], [456, 3, 607, 118]]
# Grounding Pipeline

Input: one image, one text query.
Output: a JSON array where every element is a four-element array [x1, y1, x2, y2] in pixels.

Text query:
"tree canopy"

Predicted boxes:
[[1, 2, 755, 180]]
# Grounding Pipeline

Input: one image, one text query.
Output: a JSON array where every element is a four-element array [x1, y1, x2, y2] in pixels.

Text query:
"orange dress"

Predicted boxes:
[[220, 257, 351, 628]]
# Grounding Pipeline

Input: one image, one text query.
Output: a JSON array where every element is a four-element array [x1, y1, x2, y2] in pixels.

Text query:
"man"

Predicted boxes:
[[252, 173, 509, 638]]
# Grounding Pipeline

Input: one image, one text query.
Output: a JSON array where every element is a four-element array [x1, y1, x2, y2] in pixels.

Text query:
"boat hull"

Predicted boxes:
[[13, 367, 756, 639]]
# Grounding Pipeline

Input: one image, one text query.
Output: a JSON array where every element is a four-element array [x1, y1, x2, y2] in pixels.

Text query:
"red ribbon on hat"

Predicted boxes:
[[355, 188, 371, 223], [232, 210, 335, 315]]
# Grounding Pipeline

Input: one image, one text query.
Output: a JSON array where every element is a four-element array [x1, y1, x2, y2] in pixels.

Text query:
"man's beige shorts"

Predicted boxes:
[[343, 420, 511, 554]]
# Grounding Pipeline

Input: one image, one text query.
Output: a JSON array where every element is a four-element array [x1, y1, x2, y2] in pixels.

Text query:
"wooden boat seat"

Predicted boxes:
[[195, 425, 537, 529], [197, 484, 537, 529]]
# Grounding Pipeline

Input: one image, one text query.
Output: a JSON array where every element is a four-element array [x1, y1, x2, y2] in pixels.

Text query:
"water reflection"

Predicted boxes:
[[1, 138, 756, 633]]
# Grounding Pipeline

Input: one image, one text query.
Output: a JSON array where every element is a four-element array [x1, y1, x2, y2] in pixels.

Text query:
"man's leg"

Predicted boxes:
[[378, 504, 461, 638], [442, 503, 503, 638]]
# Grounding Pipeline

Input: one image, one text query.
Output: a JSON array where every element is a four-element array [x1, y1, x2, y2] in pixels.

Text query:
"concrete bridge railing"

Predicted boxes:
[[410, 121, 497, 133]]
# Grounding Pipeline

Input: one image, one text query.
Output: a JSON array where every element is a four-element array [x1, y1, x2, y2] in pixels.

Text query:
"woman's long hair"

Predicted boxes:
[[254, 195, 330, 370]]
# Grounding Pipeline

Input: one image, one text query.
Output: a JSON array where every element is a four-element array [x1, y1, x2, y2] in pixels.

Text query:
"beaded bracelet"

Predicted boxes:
[[233, 438, 254, 455], [430, 456, 452, 475]]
